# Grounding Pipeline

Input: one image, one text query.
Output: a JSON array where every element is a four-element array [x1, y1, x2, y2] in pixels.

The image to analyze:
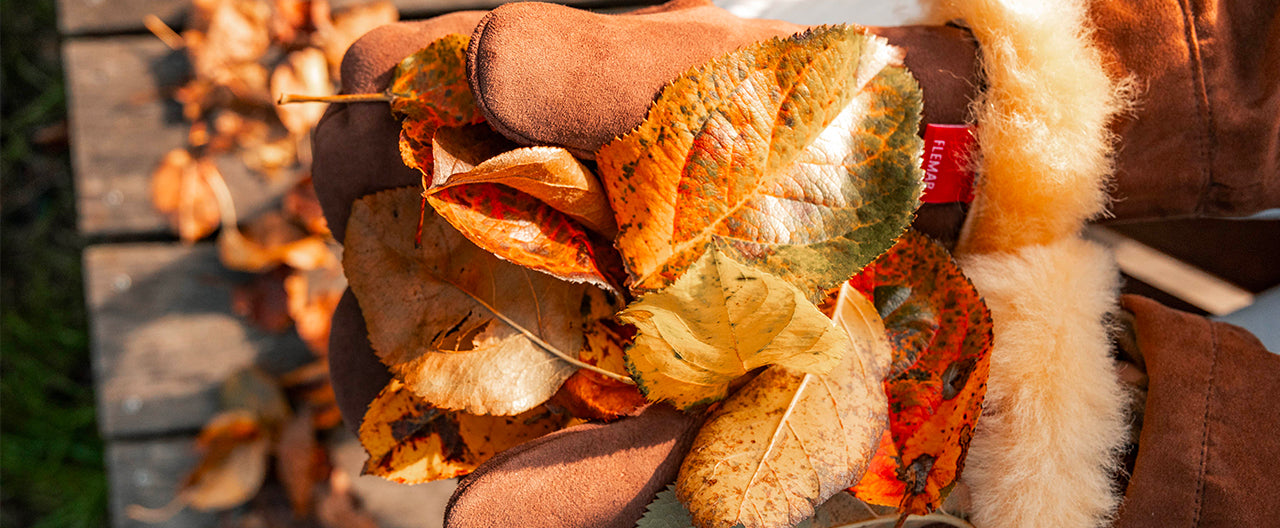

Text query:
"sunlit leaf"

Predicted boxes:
[[621, 249, 848, 409], [676, 285, 892, 528], [848, 230, 993, 515], [596, 25, 923, 301]]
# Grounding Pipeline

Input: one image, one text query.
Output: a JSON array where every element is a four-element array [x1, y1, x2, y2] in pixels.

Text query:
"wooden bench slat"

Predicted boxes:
[[107, 438, 217, 528], [57, 0, 658, 36], [65, 37, 300, 239], [107, 434, 458, 528], [86, 243, 313, 439]]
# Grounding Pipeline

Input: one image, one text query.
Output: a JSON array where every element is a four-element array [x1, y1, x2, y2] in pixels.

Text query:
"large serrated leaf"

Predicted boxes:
[[597, 25, 923, 301], [676, 284, 892, 528], [621, 249, 848, 409], [344, 187, 597, 415]]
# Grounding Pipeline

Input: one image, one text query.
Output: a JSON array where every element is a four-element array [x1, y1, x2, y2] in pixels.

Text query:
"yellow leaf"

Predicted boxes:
[[621, 249, 848, 409], [596, 25, 922, 301], [359, 379, 568, 484], [344, 187, 607, 415], [677, 284, 892, 528]]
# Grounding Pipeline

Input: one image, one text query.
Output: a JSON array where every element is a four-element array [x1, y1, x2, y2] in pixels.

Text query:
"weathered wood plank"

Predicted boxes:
[[57, 0, 659, 36], [64, 36, 301, 238], [85, 243, 313, 438], [107, 438, 218, 528], [107, 433, 458, 528]]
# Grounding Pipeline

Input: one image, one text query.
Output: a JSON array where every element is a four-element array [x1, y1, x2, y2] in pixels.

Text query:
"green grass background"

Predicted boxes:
[[2, 0, 110, 526]]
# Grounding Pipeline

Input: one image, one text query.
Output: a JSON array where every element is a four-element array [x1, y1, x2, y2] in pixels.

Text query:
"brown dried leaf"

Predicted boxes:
[[272, 48, 333, 136], [232, 267, 293, 333], [182, 409, 271, 511], [284, 176, 330, 235], [344, 188, 600, 415], [150, 149, 221, 242], [284, 264, 345, 356]]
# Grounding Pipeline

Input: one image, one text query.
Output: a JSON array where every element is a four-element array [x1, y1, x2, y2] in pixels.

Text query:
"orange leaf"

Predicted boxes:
[[554, 319, 647, 421], [595, 26, 923, 300], [183, 410, 271, 511], [849, 230, 993, 515], [150, 149, 221, 242], [426, 126, 625, 293]]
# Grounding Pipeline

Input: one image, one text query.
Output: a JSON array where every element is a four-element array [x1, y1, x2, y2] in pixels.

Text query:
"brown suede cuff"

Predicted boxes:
[[1116, 294, 1280, 527], [1092, 0, 1280, 219]]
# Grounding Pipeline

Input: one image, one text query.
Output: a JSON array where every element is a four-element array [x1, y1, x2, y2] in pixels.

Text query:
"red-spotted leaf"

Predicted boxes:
[[596, 25, 923, 301], [848, 230, 993, 515], [393, 34, 486, 183], [425, 125, 625, 293]]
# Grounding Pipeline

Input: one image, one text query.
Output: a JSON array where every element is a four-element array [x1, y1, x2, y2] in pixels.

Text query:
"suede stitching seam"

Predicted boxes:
[[1175, 0, 1217, 216], [1190, 319, 1219, 527]]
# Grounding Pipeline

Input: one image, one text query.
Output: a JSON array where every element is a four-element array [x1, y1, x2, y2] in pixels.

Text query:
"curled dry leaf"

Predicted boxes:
[[847, 231, 993, 515], [596, 25, 923, 301], [622, 249, 848, 409], [425, 125, 624, 293], [344, 187, 612, 415], [184, 409, 271, 511], [284, 176, 330, 235], [677, 284, 891, 528], [272, 47, 333, 136], [150, 149, 222, 242], [284, 263, 345, 356], [359, 379, 567, 483], [185, 0, 273, 101]]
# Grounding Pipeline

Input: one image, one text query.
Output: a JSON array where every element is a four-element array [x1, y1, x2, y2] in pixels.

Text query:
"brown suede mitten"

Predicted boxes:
[[1116, 295, 1280, 527], [467, 0, 983, 159], [445, 405, 702, 528], [1091, 0, 1280, 219]]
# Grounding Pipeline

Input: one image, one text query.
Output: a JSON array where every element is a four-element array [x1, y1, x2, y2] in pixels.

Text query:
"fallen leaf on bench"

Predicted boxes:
[[150, 149, 221, 242]]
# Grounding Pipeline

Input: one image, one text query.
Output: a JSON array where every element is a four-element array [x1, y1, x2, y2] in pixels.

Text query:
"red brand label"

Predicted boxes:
[[919, 124, 975, 204]]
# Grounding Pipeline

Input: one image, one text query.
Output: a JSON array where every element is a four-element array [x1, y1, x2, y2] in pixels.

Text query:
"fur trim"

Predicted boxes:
[[957, 239, 1128, 528], [938, 0, 1135, 526], [945, 0, 1132, 253]]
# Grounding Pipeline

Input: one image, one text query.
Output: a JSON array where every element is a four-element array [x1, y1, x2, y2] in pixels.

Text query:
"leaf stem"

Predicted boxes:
[[463, 287, 636, 385], [277, 93, 394, 105]]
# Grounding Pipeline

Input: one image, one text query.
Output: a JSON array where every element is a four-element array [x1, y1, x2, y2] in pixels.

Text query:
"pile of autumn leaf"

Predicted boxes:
[[139, 0, 398, 525], [324, 23, 995, 528]]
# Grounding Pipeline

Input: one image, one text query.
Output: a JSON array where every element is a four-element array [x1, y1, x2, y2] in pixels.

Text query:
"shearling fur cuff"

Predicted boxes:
[[942, 0, 1134, 526]]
